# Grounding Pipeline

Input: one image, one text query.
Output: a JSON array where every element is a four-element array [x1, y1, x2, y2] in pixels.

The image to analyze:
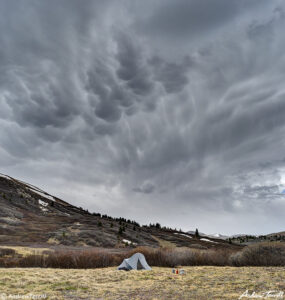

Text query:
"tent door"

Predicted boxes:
[[137, 259, 144, 270]]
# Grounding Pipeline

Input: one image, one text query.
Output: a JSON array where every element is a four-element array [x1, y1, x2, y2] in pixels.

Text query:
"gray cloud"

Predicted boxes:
[[0, 0, 285, 235], [150, 56, 191, 93], [115, 32, 154, 96], [133, 182, 155, 194], [135, 0, 241, 39]]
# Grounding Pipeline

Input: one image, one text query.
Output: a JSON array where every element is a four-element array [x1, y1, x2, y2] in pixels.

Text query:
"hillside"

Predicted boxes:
[[230, 233, 285, 245], [0, 173, 241, 250]]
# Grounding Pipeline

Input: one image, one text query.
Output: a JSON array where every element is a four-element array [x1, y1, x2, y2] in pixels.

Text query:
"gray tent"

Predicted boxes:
[[117, 253, 151, 271]]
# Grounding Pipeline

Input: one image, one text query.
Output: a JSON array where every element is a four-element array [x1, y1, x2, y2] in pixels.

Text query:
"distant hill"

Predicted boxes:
[[0, 173, 242, 250], [187, 229, 285, 245], [230, 232, 285, 245]]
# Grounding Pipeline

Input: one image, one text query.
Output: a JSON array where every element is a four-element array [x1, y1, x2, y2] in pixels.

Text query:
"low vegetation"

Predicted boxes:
[[0, 243, 284, 268], [230, 242, 285, 266], [0, 248, 15, 257], [231, 234, 285, 244]]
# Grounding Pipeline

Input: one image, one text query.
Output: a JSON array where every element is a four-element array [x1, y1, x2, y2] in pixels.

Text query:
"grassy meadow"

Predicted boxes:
[[0, 266, 284, 300], [0, 245, 53, 256]]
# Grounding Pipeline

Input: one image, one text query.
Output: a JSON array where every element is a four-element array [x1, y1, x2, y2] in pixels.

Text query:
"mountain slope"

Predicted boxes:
[[0, 173, 240, 250], [0, 173, 156, 247]]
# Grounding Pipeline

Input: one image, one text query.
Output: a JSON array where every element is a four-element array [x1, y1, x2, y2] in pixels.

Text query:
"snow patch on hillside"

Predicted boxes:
[[174, 233, 192, 239], [39, 207, 48, 212], [38, 199, 49, 212], [27, 187, 55, 201], [122, 239, 138, 246], [38, 200, 48, 207], [200, 238, 218, 244]]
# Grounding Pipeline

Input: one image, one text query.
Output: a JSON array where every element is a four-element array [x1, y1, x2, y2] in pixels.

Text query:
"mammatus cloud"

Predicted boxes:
[[0, 0, 285, 234]]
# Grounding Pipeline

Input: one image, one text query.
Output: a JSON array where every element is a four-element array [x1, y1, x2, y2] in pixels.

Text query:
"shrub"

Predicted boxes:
[[0, 247, 233, 268], [128, 247, 232, 267], [1, 243, 285, 268], [0, 248, 16, 257], [230, 242, 285, 266], [15, 250, 124, 269]]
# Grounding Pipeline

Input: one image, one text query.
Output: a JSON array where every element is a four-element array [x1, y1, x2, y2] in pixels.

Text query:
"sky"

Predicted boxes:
[[1, 0, 285, 235]]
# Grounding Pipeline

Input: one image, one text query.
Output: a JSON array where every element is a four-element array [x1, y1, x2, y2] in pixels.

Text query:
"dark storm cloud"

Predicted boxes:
[[87, 66, 123, 123], [0, 0, 285, 235], [86, 31, 156, 123], [115, 33, 154, 96]]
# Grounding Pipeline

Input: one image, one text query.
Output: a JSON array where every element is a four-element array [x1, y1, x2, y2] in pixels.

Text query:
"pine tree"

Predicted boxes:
[[118, 227, 123, 235], [195, 228, 199, 238], [155, 223, 161, 229]]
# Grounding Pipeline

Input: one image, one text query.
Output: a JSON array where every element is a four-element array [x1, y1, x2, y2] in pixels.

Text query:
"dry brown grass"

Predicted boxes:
[[0, 246, 53, 257], [0, 266, 284, 299], [151, 235, 177, 248]]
